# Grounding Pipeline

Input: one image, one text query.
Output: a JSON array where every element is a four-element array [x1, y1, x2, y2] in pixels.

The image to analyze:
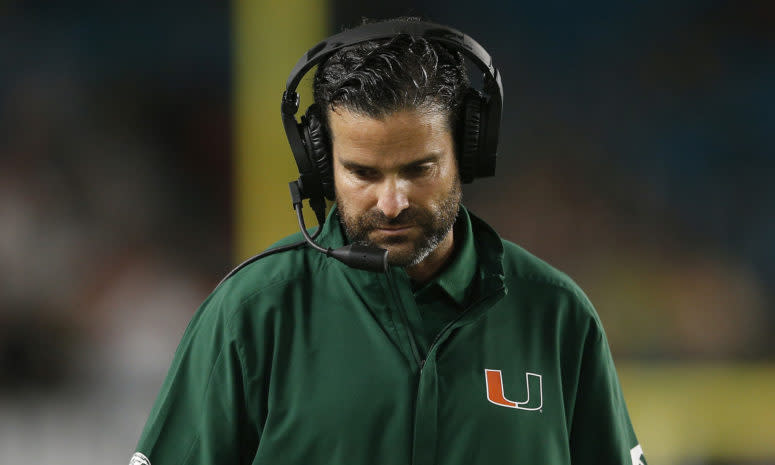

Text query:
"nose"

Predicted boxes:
[[376, 179, 409, 219]]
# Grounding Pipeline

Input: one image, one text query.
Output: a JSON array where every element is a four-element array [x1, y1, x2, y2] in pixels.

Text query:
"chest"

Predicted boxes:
[[250, 291, 574, 465]]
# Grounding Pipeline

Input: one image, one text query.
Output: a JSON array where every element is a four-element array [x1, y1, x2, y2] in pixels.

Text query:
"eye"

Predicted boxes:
[[351, 167, 380, 181], [403, 163, 434, 178]]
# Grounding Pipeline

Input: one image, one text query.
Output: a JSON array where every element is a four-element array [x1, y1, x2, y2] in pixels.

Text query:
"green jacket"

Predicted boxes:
[[134, 206, 646, 465]]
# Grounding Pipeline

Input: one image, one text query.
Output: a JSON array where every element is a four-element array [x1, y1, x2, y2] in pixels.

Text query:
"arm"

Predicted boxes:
[[569, 320, 647, 465], [131, 292, 259, 465]]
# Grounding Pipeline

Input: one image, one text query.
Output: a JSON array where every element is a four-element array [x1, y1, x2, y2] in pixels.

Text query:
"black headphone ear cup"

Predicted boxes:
[[459, 89, 483, 184], [301, 104, 335, 200]]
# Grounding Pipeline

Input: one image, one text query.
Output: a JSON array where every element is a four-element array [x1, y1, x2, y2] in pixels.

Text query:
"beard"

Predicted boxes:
[[336, 178, 462, 267]]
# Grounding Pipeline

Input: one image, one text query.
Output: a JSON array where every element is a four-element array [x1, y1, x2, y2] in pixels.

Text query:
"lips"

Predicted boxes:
[[372, 225, 415, 235]]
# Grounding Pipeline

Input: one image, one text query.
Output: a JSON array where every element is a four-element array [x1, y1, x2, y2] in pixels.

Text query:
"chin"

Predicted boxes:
[[386, 243, 439, 268], [381, 245, 420, 267], [368, 234, 428, 267]]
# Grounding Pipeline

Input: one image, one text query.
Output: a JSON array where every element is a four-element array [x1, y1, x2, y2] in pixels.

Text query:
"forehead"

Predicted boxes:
[[327, 107, 454, 166]]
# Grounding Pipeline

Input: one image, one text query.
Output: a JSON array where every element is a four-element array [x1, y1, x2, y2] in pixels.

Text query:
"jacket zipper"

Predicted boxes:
[[386, 267, 506, 373], [420, 285, 506, 374], [385, 268, 423, 369], [409, 284, 506, 465]]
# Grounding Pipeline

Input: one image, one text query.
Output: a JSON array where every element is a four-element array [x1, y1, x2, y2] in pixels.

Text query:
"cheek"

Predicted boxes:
[[332, 164, 352, 196], [334, 173, 370, 210], [422, 163, 458, 202]]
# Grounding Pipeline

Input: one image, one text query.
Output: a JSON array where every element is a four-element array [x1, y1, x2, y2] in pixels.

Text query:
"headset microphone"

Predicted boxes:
[[289, 181, 389, 273]]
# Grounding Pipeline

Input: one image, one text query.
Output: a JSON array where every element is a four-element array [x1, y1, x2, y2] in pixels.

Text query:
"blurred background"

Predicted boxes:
[[0, 1, 772, 464]]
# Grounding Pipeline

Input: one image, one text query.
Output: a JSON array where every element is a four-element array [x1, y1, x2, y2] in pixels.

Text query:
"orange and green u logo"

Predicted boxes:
[[485, 369, 543, 411]]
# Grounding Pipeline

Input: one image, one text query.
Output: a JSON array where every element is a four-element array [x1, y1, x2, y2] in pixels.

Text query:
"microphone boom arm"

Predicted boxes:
[[290, 181, 389, 273]]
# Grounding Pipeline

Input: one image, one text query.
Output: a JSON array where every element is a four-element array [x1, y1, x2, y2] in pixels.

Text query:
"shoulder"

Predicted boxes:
[[501, 240, 587, 298], [467, 210, 592, 308], [202, 231, 333, 321], [467, 208, 598, 321], [499, 237, 603, 325]]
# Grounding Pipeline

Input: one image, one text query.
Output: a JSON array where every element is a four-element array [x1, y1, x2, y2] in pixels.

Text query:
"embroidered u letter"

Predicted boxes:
[[485, 369, 543, 410]]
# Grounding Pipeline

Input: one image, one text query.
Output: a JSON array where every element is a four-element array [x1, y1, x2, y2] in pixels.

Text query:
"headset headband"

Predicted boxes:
[[281, 21, 503, 116]]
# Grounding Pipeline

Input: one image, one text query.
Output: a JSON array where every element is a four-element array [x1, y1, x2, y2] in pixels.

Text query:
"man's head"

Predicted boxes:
[[313, 21, 469, 270]]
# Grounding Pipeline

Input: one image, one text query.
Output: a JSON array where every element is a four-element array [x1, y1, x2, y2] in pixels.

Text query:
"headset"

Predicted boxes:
[[282, 19, 503, 227], [219, 20, 503, 286]]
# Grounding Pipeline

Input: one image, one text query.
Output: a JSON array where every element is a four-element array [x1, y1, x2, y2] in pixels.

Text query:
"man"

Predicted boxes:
[[130, 18, 646, 465]]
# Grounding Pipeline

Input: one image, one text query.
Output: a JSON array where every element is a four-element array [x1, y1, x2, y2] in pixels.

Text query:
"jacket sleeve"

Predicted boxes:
[[569, 319, 647, 465], [131, 292, 259, 465]]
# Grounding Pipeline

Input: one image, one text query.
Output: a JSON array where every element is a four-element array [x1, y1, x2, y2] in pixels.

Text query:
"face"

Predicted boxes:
[[329, 107, 462, 268]]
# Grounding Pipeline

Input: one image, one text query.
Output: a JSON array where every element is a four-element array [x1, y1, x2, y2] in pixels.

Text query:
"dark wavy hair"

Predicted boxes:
[[312, 18, 470, 134]]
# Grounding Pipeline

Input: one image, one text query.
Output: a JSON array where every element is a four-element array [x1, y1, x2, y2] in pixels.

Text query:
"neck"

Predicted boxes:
[[405, 228, 455, 284]]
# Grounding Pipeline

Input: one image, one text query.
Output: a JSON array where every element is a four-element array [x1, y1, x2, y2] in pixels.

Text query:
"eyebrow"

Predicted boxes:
[[339, 154, 441, 172]]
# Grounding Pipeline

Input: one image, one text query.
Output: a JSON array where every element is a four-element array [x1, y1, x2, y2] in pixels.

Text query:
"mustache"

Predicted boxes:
[[359, 207, 427, 229]]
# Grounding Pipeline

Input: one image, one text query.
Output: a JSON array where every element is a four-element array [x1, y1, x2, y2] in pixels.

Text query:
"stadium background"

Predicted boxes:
[[1, 1, 773, 463]]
